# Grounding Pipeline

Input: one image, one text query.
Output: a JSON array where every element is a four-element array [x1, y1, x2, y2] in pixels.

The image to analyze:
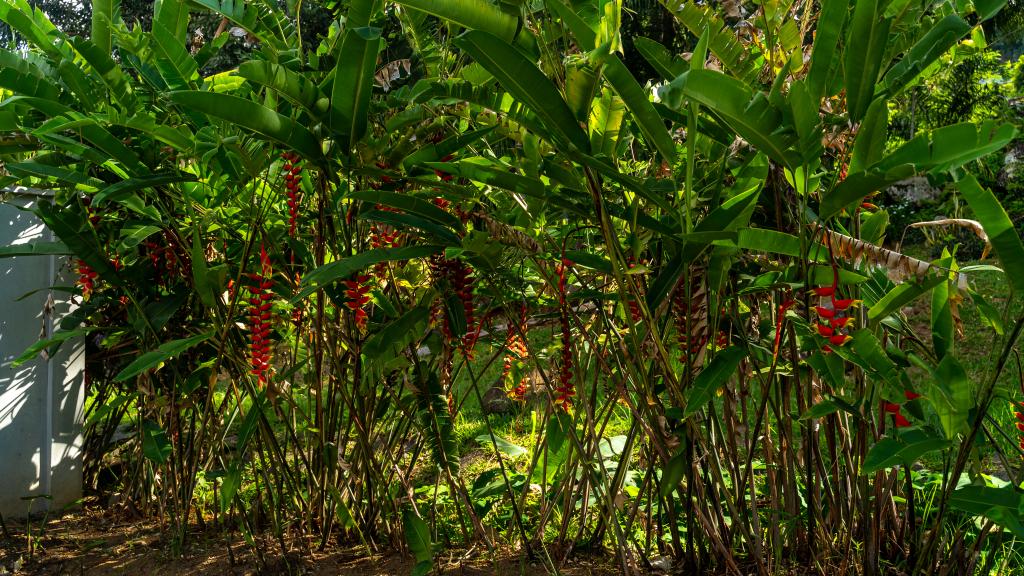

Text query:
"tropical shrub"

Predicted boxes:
[[1, 0, 1023, 573]]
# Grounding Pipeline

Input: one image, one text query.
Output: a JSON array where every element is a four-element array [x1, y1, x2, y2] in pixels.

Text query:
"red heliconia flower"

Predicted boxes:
[[830, 316, 853, 329], [247, 245, 274, 386], [1018, 422, 1024, 433], [1015, 411, 1024, 422], [76, 260, 98, 300], [625, 259, 646, 323], [503, 305, 530, 401], [432, 197, 450, 210], [554, 258, 575, 411], [771, 298, 796, 360], [829, 334, 852, 346], [453, 261, 477, 357], [883, 400, 912, 428], [716, 330, 729, 349], [343, 274, 372, 331], [281, 152, 303, 237], [832, 298, 860, 311], [904, 390, 921, 401], [860, 202, 879, 212], [816, 323, 834, 337], [815, 306, 836, 319], [812, 286, 835, 297]]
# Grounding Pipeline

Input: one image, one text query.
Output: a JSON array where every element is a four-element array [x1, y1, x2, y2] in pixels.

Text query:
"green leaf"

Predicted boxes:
[[349, 190, 463, 230], [958, 175, 1024, 295], [819, 165, 914, 221], [657, 0, 758, 81], [0, 241, 70, 258], [589, 89, 625, 157], [93, 171, 197, 208], [675, 70, 796, 166], [393, 0, 518, 41], [660, 449, 687, 497], [849, 97, 888, 174], [298, 246, 442, 300], [142, 420, 172, 464], [950, 485, 1024, 537], [114, 332, 213, 382], [424, 160, 547, 199], [931, 270, 953, 358], [973, 0, 1009, 20], [603, 57, 676, 162], [191, 228, 215, 308], [684, 346, 746, 418], [882, 15, 970, 96], [454, 30, 590, 152], [400, 126, 497, 171], [929, 354, 972, 439], [219, 465, 241, 511], [564, 250, 612, 274], [330, 27, 380, 149], [862, 429, 949, 474], [238, 60, 329, 119], [477, 434, 527, 458], [403, 508, 433, 575], [844, 0, 890, 122], [799, 398, 842, 420], [362, 305, 430, 365], [0, 49, 62, 101], [546, 0, 677, 161], [12, 327, 99, 367], [71, 38, 136, 109], [805, 0, 848, 101], [151, 20, 199, 90], [167, 91, 324, 162], [877, 121, 1017, 174], [634, 37, 689, 81], [867, 275, 944, 324]]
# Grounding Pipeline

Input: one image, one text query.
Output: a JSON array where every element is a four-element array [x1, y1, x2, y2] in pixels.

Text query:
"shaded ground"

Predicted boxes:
[[0, 505, 620, 575]]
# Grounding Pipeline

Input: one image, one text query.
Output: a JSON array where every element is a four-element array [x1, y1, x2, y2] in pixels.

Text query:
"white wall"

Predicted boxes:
[[0, 188, 85, 517]]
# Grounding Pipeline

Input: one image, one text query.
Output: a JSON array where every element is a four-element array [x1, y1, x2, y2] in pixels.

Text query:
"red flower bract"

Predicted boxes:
[[343, 274, 372, 331], [248, 245, 274, 387], [554, 258, 575, 410], [76, 260, 98, 300], [281, 151, 303, 237]]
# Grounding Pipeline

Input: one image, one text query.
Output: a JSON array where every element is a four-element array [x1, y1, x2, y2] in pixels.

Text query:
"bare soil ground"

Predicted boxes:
[[0, 505, 621, 576]]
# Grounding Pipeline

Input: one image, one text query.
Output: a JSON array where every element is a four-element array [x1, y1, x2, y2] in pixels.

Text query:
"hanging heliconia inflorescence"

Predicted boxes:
[[811, 280, 860, 352], [625, 258, 645, 323], [1012, 401, 1024, 452], [369, 225, 400, 280], [343, 274, 372, 332], [247, 245, 274, 386], [281, 151, 303, 237], [771, 297, 796, 361], [76, 260, 97, 300], [882, 391, 921, 428], [454, 261, 477, 358], [503, 304, 530, 401], [428, 255, 477, 358], [555, 258, 575, 411]]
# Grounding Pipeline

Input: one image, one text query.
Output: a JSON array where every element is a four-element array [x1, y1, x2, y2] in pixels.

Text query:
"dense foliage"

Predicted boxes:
[[1, 0, 1023, 573]]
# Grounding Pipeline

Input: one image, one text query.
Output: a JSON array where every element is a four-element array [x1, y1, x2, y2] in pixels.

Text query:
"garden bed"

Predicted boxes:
[[0, 504, 620, 576]]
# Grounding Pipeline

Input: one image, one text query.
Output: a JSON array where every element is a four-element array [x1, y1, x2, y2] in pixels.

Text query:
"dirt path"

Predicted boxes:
[[0, 506, 620, 575]]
